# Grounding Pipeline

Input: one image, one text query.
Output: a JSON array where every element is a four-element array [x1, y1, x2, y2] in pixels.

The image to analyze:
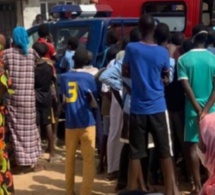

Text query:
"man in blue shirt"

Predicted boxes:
[[60, 37, 79, 72], [60, 48, 97, 195], [122, 15, 179, 195]]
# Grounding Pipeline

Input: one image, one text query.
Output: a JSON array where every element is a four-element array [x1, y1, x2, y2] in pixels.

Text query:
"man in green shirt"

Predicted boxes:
[[178, 24, 215, 194]]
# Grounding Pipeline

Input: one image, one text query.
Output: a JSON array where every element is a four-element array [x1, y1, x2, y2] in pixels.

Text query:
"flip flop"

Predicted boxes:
[[49, 154, 63, 163]]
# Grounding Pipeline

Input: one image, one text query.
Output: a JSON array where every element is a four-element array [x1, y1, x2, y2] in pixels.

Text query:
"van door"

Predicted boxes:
[[50, 20, 103, 66]]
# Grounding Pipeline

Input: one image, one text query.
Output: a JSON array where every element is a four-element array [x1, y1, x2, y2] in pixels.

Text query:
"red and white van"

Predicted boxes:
[[95, 0, 215, 37]]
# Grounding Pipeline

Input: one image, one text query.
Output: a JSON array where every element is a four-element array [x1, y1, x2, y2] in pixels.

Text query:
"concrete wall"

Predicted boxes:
[[22, 0, 41, 29], [19, 0, 91, 29], [16, 0, 24, 27]]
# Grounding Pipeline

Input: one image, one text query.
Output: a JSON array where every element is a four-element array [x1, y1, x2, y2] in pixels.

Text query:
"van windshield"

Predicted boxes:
[[28, 25, 90, 55]]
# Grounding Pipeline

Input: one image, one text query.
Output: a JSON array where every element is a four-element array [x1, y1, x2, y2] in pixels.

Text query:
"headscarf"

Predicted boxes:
[[13, 26, 29, 55]]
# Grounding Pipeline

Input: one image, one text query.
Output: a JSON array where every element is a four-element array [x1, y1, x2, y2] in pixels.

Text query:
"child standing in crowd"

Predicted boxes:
[[37, 24, 59, 144], [37, 24, 57, 62], [33, 42, 60, 163], [60, 37, 79, 72], [61, 48, 97, 195], [178, 24, 215, 194]]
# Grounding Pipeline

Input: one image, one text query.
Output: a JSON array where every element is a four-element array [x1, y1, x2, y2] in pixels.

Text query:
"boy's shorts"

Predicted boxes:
[[129, 111, 173, 159], [184, 116, 199, 143], [36, 107, 52, 126]]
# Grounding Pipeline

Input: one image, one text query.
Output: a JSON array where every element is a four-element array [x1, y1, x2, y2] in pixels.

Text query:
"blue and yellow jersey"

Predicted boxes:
[[60, 71, 97, 129]]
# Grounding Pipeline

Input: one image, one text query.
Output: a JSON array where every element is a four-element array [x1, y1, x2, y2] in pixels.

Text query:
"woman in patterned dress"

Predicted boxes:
[[3, 27, 43, 173], [0, 34, 14, 194]]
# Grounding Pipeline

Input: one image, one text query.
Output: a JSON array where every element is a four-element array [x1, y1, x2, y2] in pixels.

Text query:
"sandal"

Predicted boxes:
[[49, 154, 63, 163]]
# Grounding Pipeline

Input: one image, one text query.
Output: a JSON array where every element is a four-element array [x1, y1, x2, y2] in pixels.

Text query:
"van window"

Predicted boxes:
[[107, 23, 139, 49], [55, 26, 90, 55], [142, 2, 186, 32], [28, 25, 90, 55], [202, 2, 210, 26]]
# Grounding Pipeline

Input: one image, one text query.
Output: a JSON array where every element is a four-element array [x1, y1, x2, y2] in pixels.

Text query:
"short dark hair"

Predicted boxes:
[[36, 14, 42, 20], [192, 24, 208, 45], [182, 39, 193, 53], [130, 27, 142, 42], [192, 24, 205, 36], [67, 37, 79, 50], [33, 42, 48, 57], [73, 48, 89, 68], [38, 24, 50, 38], [154, 23, 170, 45], [106, 46, 119, 63], [139, 14, 155, 36], [171, 32, 185, 46], [106, 29, 118, 45]]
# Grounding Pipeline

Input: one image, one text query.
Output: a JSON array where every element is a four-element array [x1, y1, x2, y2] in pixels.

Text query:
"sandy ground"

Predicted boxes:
[[13, 146, 117, 195], [13, 146, 191, 195]]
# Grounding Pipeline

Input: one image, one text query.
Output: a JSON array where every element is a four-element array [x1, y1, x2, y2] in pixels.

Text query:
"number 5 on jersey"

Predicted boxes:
[[66, 82, 78, 103]]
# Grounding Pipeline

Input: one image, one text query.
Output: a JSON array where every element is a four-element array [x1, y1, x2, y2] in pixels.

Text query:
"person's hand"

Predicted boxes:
[[162, 76, 169, 85], [199, 111, 207, 121], [196, 106, 202, 122]]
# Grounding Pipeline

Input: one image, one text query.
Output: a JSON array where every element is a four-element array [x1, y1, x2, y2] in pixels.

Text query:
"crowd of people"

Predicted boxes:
[[61, 15, 215, 195], [0, 13, 215, 195]]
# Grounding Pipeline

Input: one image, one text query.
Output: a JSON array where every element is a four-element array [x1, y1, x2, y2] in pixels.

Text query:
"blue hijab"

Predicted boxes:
[[13, 26, 29, 55]]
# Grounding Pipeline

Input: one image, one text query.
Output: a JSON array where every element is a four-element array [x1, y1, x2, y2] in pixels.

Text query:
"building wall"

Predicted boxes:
[[18, 0, 91, 30], [22, 0, 41, 29], [0, 0, 17, 36]]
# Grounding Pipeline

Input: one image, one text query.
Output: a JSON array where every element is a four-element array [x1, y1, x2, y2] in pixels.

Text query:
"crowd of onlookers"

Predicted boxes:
[[1, 13, 215, 195], [59, 14, 215, 195]]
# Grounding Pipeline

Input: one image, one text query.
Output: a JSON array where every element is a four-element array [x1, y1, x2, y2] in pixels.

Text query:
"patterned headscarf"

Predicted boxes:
[[13, 26, 29, 55]]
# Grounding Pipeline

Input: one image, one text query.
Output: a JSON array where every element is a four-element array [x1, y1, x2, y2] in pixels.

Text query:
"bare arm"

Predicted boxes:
[[200, 77, 215, 119], [180, 80, 202, 114], [162, 71, 170, 86], [180, 80, 206, 151]]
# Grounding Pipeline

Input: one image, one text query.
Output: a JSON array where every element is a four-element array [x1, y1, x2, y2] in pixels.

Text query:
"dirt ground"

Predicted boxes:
[[13, 146, 191, 195]]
